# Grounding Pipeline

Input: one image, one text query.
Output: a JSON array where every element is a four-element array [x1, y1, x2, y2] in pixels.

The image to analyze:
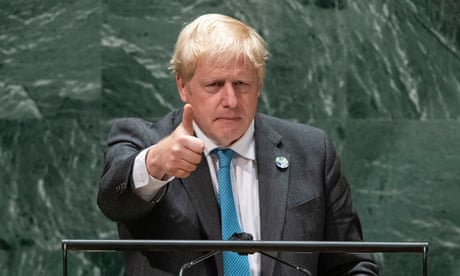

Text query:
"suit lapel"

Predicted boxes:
[[180, 157, 221, 240], [180, 159, 224, 275], [255, 115, 290, 275], [171, 109, 224, 274], [180, 153, 229, 276]]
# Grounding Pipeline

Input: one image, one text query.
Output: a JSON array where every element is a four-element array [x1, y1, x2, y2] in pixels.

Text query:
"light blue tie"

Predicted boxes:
[[215, 149, 250, 276]]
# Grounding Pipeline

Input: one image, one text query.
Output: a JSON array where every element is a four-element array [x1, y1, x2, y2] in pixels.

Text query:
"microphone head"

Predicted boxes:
[[229, 232, 254, 255], [229, 232, 254, 241]]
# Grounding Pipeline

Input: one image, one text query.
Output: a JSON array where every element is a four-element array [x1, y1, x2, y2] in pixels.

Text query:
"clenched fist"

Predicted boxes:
[[145, 104, 205, 179]]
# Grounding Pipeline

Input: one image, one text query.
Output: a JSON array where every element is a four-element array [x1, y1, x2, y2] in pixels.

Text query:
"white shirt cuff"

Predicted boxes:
[[132, 147, 173, 202]]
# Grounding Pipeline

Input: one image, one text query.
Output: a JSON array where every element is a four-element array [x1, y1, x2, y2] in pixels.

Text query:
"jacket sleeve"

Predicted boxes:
[[318, 133, 379, 275], [97, 118, 167, 221]]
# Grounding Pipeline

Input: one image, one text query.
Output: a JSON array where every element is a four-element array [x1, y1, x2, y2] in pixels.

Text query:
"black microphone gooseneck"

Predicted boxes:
[[178, 250, 220, 276], [178, 232, 312, 276], [178, 232, 254, 276], [230, 232, 312, 276]]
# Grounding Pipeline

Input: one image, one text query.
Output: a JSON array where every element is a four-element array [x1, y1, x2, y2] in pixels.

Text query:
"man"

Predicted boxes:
[[98, 13, 379, 275]]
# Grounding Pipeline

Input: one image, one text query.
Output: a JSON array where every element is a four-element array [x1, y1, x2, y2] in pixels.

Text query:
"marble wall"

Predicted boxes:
[[1, 0, 459, 275]]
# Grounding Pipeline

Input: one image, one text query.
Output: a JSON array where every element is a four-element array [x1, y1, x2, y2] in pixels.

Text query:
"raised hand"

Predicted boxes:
[[145, 104, 205, 179]]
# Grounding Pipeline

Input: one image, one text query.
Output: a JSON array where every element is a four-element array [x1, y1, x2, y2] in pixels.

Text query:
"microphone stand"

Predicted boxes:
[[258, 251, 312, 275], [231, 233, 311, 275], [178, 250, 219, 276], [178, 233, 312, 276]]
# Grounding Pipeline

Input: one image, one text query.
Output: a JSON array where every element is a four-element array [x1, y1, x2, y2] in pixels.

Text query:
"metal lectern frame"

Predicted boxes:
[[61, 240, 428, 276]]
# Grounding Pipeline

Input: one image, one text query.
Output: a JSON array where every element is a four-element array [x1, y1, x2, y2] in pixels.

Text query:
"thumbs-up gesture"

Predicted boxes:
[[145, 104, 205, 179]]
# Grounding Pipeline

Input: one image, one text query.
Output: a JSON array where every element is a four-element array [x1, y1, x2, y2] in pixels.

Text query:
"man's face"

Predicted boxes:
[[177, 56, 260, 147]]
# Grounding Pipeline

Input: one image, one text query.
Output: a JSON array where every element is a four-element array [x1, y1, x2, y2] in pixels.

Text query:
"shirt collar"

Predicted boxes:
[[193, 120, 255, 161]]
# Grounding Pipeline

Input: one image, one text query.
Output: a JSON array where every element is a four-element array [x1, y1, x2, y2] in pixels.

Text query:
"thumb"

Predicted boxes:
[[181, 103, 194, 135]]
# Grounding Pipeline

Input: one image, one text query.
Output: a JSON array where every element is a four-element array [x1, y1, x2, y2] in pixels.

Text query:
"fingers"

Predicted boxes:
[[164, 150, 202, 178], [146, 141, 202, 180], [167, 138, 203, 167], [157, 137, 204, 179]]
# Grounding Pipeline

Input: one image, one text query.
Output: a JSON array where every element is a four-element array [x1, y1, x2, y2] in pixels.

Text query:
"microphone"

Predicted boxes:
[[178, 232, 312, 276], [231, 232, 312, 276], [178, 232, 253, 276], [228, 232, 255, 254]]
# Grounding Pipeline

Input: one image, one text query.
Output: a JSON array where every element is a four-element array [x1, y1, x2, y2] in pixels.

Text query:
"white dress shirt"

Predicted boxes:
[[132, 120, 261, 275]]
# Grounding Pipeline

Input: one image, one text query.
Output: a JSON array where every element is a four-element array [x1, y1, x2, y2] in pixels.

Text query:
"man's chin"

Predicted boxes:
[[212, 133, 242, 147]]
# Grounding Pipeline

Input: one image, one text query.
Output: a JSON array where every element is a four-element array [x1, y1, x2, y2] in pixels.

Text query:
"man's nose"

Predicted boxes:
[[222, 83, 238, 108]]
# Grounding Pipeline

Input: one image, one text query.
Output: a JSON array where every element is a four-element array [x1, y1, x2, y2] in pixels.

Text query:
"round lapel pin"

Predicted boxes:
[[275, 156, 289, 170]]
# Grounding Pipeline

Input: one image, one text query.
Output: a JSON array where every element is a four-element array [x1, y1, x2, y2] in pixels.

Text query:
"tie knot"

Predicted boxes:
[[214, 148, 235, 168]]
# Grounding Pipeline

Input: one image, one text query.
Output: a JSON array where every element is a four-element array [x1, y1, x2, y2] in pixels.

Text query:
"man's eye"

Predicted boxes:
[[207, 82, 222, 87], [234, 81, 248, 86]]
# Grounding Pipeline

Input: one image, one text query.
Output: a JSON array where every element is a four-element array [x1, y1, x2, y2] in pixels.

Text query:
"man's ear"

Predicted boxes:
[[176, 74, 187, 103]]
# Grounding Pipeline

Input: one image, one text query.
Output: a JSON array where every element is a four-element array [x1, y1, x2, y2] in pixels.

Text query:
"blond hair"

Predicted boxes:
[[169, 14, 268, 85]]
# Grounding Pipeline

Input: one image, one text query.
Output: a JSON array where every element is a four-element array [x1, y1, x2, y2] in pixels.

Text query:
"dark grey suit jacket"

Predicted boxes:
[[98, 108, 379, 276]]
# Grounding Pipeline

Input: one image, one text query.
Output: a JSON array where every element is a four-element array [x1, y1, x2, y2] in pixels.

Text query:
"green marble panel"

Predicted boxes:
[[306, 118, 460, 275], [341, 120, 460, 275], [0, 118, 120, 275], [0, 0, 459, 275], [0, 0, 102, 119]]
